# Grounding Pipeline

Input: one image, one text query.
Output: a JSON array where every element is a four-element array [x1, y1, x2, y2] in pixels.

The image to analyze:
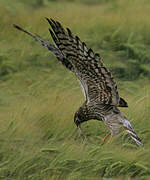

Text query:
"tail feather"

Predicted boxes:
[[123, 119, 143, 146]]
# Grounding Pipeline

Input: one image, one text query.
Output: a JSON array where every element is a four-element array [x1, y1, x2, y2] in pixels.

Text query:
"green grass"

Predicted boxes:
[[0, 0, 150, 179]]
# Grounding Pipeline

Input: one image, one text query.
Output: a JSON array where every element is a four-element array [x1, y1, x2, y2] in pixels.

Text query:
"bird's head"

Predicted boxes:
[[74, 108, 86, 127], [74, 111, 81, 127]]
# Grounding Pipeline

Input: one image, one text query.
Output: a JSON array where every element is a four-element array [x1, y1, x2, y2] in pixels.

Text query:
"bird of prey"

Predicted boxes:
[[13, 18, 143, 146]]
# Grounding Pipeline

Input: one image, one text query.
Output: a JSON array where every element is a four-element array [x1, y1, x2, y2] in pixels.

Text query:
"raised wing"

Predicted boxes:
[[47, 18, 127, 107], [13, 19, 128, 107]]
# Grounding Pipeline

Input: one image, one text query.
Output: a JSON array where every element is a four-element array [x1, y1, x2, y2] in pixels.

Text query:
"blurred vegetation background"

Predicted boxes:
[[0, 0, 150, 179]]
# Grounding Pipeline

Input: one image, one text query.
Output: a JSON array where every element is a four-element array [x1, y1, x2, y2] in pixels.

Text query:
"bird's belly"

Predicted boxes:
[[105, 121, 122, 136]]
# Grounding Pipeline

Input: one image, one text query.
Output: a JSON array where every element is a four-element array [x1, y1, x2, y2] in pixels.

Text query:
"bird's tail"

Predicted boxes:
[[123, 119, 143, 146], [13, 24, 64, 61]]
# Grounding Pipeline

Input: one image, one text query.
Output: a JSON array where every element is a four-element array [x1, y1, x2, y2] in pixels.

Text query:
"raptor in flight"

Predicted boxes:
[[13, 18, 143, 146]]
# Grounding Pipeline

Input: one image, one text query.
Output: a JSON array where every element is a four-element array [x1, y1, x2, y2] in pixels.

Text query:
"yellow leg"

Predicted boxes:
[[101, 133, 111, 144], [106, 135, 113, 144]]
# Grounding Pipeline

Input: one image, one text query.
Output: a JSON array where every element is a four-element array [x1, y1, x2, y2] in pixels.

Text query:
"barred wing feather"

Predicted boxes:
[[47, 18, 125, 106], [13, 19, 127, 107]]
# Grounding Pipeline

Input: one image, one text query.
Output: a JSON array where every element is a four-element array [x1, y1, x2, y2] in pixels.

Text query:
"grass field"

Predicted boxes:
[[1, 0, 150, 179]]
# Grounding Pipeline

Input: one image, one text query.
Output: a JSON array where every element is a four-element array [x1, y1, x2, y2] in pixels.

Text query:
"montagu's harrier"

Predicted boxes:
[[13, 18, 143, 146]]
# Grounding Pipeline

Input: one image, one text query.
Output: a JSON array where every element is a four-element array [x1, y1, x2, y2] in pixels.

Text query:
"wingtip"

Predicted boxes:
[[45, 17, 54, 25], [13, 24, 21, 30], [45, 17, 49, 21], [119, 97, 128, 108], [50, 18, 57, 26]]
